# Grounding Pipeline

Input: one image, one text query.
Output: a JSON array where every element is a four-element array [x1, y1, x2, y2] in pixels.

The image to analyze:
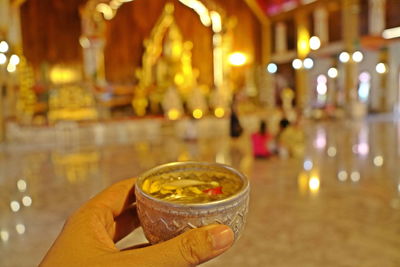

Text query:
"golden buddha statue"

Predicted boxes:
[[132, 3, 199, 116]]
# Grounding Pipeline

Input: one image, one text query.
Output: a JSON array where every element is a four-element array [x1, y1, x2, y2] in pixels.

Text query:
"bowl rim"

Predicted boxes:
[[135, 161, 250, 209]]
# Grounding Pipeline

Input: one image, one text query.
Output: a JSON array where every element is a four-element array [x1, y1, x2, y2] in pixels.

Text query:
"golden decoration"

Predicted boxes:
[[48, 85, 98, 123], [132, 3, 199, 116], [16, 54, 36, 124]]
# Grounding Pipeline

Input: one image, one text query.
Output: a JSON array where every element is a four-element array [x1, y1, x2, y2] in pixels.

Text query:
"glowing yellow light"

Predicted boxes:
[[338, 170, 348, 181], [0, 41, 9, 53], [50, 66, 80, 84], [382, 26, 400, 39], [96, 3, 114, 20], [168, 109, 180, 120], [373, 156, 383, 167], [298, 29, 310, 57], [376, 63, 387, 74], [17, 179, 27, 192], [299, 39, 309, 54], [10, 54, 20, 65], [174, 74, 184, 85], [7, 64, 16, 73], [178, 151, 191, 161], [213, 34, 222, 46], [327, 146, 337, 157], [179, 0, 211, 26], [16, 224, 26, 235], [228, 52, 247, 66], [350, 171, 360, 182], [10, 201, 20, 212], [214, 107, 225, 118], [309, 175, 320, 193], [0, 230, 9, 242], [22, 196, 32, 207], [297, 172, 309, 195], [213, 45, 223, 87], [193, 109, 203, 119], [210, 11, 222, 33], [110, 0, 122, 9], [0, 53, 6, 64]]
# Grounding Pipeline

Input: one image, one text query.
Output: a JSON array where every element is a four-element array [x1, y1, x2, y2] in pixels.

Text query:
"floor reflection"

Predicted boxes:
[[1, 115, 400, 266]]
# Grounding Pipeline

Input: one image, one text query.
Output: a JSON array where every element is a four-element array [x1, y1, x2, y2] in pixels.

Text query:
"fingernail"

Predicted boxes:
[[207, 225, 234, 250]]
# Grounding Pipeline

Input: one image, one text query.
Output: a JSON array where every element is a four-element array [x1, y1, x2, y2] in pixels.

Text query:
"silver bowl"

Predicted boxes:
[[135, 161, 250, 244]]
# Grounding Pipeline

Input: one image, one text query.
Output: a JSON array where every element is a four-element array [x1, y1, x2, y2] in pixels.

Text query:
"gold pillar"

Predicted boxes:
[[314, 7, 329, 45], [0, 84, 4, 142], [0, 0, 10, 35], [342, 0, 360, 108], [244, 0, 271, 65], [369, 0, 386, 36], [295, 12, 310, 110], [275, 22, 287, 54], [261, 22, 271, 66], [378, 49, 388, 111], [262, 21, 276, 109], [80, 0, 107, 85], [244, 0, 273, 107]]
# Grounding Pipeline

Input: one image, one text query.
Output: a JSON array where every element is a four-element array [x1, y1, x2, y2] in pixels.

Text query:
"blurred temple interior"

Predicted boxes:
[[1, 0, 400, 266]]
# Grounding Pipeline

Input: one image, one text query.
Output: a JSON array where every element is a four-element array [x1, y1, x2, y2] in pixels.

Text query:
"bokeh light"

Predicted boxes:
[[1, 230, 9, 242], [292, 59, 302, 70], [22, 196, 32, 207], [376, 63, 387, 74], [328, 67, 338, 78], [303, 160, 313, 171], [352, 51, 363, 63], [338, 170, 348, 182], [10, 201, 20, 212], [0, 41, 9, 53], [350, 171, 360, 182], [214, 107, 225, 118], [309, 36, 321, 50], [17, 179, 27, 192], [0, 53, 6, 65], [16, 224, 26, 235], [339, 52, 350, 63], [267, 63, 278, 74], [193, 109, 203, 119], [303, 58, 314, 69], [228, 52, 247, 66], [373, 156, 383, 167]]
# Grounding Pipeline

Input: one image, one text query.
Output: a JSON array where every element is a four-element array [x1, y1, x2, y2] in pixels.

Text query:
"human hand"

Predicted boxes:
[[40, 178, 234, 267]]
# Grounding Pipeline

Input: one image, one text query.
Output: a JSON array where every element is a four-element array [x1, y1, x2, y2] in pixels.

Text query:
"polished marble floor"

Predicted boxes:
[[1, 115, 400, 266]]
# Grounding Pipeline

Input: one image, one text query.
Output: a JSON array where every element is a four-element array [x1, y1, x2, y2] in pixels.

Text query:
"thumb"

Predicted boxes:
[[116, 224, 234, 266]]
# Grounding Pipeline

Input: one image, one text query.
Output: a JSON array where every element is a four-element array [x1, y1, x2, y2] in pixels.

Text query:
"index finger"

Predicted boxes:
[[87, 178, 137, 218]]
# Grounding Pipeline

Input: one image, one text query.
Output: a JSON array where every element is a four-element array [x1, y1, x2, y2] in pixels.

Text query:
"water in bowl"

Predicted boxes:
[[141, 172, 243, 204]]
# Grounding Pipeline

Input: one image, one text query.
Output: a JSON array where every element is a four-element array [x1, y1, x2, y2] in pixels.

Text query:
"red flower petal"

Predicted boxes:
[[203, 186, 223, 195]]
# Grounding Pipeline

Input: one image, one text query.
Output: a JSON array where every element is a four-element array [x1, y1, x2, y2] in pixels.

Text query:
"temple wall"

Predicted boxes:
[[20, 0, 262, 87]]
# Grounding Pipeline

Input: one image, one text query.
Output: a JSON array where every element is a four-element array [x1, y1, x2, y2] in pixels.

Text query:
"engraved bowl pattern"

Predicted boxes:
[[135, 162, 250, 244]]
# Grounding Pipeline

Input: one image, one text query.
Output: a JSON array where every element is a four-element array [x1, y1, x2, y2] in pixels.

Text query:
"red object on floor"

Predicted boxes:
[[251, 133, 273, 157]]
